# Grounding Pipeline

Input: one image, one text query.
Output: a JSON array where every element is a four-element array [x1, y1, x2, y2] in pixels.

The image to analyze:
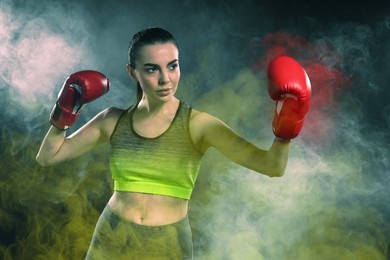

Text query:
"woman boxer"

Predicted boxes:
[[36, 27, 311, 259]]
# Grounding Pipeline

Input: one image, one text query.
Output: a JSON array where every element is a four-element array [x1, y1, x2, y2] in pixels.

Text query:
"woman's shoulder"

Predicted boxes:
[[189, 109, 229, 153], [93, 107, 128, 135], [89, 107, 124, 124], [101, 106, 126, 118], [190, 109, 225, 137], [190, 108, 220, 124]]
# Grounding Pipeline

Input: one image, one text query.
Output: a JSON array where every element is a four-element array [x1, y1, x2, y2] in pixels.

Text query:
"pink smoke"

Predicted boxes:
[[251, 31, 350, 143], [0, 7, 91, 104]]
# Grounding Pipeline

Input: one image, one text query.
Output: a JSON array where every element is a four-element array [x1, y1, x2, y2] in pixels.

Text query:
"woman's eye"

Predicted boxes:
[[146, 67, 157, 73], [169, 63, 178, 70]]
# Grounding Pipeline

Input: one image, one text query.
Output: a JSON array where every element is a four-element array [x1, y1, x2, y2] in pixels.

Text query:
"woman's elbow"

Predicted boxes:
[[263, 162, 287, 177], [36, 156, 47, 167], [269, 157, 288, 177], [35, 154, 54, 167], [268, 168, 286, 177]]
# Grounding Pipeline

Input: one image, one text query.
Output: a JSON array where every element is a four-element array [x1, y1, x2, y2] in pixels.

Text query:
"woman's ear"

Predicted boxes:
[[126, 64, 137, 81]]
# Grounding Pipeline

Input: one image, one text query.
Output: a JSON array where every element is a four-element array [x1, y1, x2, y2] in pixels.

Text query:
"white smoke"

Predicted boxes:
[[0, 0, 389, 259], [0, 1, 94, 106]]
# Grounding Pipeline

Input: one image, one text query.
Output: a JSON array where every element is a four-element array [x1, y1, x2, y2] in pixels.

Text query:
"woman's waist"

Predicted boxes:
[[107, 191, 189, 226]]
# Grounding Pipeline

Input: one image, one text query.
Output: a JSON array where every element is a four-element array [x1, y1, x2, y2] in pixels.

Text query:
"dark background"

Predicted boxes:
[[1, 0, 389, 259]]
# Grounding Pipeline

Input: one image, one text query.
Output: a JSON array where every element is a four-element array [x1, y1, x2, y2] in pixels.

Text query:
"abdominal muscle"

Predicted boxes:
[[107, 191, 189, 226]]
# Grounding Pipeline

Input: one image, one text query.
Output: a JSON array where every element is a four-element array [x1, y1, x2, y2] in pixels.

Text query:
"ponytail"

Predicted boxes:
[[136, 82, 143, 103]]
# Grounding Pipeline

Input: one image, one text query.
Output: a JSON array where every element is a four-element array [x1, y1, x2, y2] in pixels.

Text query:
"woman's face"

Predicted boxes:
[[129, 43, 180, 103]]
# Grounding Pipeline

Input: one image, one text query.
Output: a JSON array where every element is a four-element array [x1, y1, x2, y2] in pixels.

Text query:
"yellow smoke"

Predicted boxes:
[[0, 68, 388, 260], [0, 129, 112, 259]]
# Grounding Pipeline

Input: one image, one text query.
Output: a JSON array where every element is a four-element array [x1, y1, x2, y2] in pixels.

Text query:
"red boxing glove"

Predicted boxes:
[[267, 56, 311, 139], [50, 70, 110, 130]]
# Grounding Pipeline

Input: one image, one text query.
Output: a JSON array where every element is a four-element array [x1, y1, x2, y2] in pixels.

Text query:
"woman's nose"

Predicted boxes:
[[159, 70, 170, 85]]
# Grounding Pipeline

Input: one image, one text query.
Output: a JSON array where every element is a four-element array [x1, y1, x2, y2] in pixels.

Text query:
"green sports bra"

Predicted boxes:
[[109, 101, 204, 200]]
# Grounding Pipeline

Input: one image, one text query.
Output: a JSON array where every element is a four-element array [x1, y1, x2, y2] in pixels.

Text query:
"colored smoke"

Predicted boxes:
[[1, 0, 389, 259]]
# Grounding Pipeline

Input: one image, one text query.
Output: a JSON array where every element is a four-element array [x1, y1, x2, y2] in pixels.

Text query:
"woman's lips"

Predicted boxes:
[[157, 88, 172, 96]]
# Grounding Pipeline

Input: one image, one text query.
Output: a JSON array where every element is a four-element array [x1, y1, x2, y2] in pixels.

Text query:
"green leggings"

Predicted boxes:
[[85, 205, 193, 260]]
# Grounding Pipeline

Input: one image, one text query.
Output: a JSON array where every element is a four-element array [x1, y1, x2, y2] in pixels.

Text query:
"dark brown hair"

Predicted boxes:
[[128, 27, 178, 103]]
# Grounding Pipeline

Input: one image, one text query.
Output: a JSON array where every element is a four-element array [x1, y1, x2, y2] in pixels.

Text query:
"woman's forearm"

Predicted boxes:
[[36, 126, 66, 166], [266, 137, 291, 177]]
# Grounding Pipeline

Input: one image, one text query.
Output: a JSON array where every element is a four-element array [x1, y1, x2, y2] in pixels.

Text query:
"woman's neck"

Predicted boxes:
[[137, 96, 179, 116]]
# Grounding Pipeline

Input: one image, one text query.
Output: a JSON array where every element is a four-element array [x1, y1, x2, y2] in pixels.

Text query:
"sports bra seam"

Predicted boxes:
[[109, 106, 133, 144]]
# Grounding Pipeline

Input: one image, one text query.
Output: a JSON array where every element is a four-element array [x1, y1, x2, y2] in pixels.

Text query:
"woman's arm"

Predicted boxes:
[[36, 107, 122, 166], [190, 111, 290, 177], [190, 56, 311, 177], [36, 70, 114, 166]]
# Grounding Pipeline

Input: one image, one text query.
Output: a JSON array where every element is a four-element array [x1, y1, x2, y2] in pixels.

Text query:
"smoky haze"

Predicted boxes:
[[1, 0, 389, 259]]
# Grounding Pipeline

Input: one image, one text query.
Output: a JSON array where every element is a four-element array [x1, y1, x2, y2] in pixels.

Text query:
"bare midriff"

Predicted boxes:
[[108, 191, 189, 226]]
